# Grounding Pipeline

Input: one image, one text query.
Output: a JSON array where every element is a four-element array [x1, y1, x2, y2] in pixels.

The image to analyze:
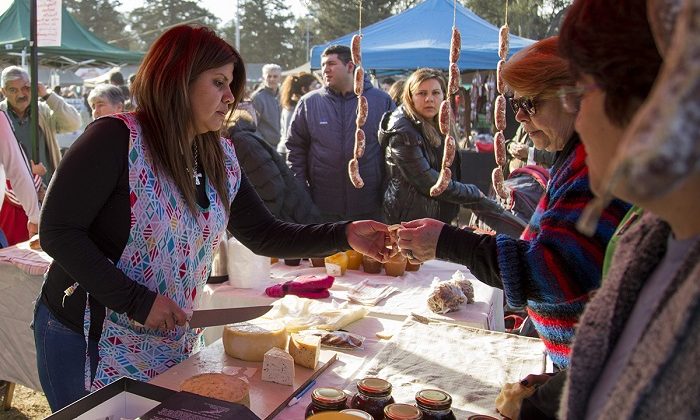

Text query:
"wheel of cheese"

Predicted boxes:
[[180, 372, 250, 407], [223, 319, 287, 362]]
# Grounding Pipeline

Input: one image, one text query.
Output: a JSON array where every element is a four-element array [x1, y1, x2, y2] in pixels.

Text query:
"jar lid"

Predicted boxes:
[[311, 387, 348, 406], [340, 408, 374, 419], [384, 403, 423, 420], [415, 389, 452, 410], [357, 377, 392, 397]]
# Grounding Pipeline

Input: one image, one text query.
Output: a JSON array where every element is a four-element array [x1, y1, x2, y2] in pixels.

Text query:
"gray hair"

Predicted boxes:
[[1, 66, 29, 87], [262, 64, 282, 77], [88, 84, 125, 106]]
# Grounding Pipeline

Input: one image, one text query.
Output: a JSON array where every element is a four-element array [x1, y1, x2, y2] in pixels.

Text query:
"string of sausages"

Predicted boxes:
[[429, 25, 461, 197], [348, 34, 366, 189], [492, 22, 510, 200]]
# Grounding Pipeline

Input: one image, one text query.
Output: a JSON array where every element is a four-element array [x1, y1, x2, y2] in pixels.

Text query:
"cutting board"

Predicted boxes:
[[149, 339, 337, 419]]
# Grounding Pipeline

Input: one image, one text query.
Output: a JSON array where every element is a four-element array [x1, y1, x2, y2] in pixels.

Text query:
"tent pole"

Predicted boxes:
[[30, 0, 39, 162]]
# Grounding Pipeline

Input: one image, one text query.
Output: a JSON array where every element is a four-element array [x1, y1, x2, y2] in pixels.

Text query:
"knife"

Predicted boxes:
[[188, 305, 273, 328]]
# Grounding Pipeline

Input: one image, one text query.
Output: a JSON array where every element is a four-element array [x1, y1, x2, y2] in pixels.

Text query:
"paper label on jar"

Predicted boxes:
[[326, 263, 343, 276]]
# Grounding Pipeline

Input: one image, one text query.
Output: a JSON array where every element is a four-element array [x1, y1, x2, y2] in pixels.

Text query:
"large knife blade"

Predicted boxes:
[[188, 305, 273, 328]]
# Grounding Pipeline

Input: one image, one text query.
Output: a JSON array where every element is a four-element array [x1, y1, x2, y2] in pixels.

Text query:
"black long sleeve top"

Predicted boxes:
[[39, 117, 350, 340]]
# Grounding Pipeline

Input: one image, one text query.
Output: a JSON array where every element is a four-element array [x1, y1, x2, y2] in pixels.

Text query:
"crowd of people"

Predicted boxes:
[[0, 0, 696, 417]]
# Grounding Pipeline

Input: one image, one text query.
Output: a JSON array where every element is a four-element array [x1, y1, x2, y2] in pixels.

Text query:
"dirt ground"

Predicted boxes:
[[0, 384, 51, 420]]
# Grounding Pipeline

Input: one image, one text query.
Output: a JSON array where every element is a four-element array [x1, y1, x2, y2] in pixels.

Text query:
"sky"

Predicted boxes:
[[0, 0, 310, 25]]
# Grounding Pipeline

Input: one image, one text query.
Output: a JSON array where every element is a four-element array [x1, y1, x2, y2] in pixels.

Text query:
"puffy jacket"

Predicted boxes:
[[286, 77, 395, 220], [379, 106, 500, 224], [228, 120, 322, 224]]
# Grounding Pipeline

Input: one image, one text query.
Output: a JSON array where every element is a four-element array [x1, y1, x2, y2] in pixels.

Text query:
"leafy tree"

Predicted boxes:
[[128, 0, 220, 49], [463, 0, 572, 39], [62, 0, 131, 49], [306, 0, 406, 42], [221, 0, 296, 68]]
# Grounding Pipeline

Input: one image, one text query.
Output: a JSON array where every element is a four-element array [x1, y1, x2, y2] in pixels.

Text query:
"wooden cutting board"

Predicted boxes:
[[149, 339, 337, 419]]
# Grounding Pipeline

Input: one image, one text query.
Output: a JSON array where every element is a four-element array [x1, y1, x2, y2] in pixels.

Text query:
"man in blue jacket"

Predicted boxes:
[[286, 45, 395, 222]]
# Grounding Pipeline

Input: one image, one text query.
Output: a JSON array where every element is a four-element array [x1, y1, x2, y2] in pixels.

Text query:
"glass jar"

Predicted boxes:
[[341, 408, 375, 419], [383, 403, 423, 420], [305, 387, 348, 418], [415, 389, 456, 420], [350, 378, 395, 420]]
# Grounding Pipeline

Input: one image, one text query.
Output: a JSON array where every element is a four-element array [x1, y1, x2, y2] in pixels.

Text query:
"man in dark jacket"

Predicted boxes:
[[286, 45, 395, 222]]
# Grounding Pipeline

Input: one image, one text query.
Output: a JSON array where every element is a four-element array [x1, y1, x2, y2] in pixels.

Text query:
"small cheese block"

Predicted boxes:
[[223, 319, 287, 362], [289, 332, 321, 369], [262, 347, 295, 386], [180, 372, 251, 407]]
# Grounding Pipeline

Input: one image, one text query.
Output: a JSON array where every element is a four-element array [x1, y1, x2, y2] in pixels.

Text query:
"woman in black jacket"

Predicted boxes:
[[379, 68, 501, 224], [227, 102, 322, 224]]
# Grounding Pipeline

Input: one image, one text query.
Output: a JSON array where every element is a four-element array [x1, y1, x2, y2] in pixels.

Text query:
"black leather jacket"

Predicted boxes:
[[379, 106, 498, 224]]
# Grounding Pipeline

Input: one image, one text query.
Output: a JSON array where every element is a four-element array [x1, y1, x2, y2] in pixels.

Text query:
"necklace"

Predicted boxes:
[[191, 142, 203, 186]]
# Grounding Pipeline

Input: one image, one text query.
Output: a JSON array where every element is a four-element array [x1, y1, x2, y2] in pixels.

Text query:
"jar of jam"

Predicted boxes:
[[305, 387, 348, 418], [350, 378, 395, 420], [415, 389, 456, 420], [383, 403, 423, 420], [341, 408, 374, 419]]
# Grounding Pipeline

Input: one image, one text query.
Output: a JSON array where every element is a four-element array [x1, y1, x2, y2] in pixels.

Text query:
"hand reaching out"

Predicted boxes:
[[396, 218, 445, 263], [144, 294, 187, 331], [346, 220, 392, 263], [31, 160, 47, 177]]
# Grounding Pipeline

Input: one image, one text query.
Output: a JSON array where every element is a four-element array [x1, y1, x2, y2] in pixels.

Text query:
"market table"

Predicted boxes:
[[198, 259, 505, 345], [0, 241, 50, 409], [151, 314, 546, 419]]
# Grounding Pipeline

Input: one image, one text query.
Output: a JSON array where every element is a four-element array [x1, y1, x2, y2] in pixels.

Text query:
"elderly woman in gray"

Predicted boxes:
[[87, 84, 125, 119]]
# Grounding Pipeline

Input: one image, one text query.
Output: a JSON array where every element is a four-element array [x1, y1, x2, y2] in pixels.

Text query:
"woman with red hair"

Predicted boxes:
[[396, 37, 630, 369], [35, 25, 390, 412]]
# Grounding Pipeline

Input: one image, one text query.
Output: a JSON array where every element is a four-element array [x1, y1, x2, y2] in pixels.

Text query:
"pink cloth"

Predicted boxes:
[[265, 274, 335, 299]]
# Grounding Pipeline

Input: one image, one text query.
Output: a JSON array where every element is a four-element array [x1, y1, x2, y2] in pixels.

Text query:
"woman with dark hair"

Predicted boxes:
[[395, 39, 630, 369], [555, 0, 700, 418], [278, 72, 320, 157], [379, 68, 502, 225], [36, 25, 389, 412]]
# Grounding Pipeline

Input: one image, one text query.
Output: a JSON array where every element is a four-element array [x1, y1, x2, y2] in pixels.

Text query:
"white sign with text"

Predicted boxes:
[[37, 0, 62, 47]]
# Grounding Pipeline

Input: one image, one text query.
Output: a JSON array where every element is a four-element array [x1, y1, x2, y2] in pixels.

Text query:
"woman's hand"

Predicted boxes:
[[346, 220, 391, 262], [144, 294, 187, 331], [396, 218, 445, 263]]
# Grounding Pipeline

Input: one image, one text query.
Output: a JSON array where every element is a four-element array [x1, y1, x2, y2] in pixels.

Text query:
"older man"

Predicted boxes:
[[251, 63, 282, 147], [0, 66, 81, 179]]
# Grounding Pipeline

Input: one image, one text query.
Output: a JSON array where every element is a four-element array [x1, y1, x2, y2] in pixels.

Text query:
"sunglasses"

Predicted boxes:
[[558, 84, 599, 114], [510, 96, 537, 116]]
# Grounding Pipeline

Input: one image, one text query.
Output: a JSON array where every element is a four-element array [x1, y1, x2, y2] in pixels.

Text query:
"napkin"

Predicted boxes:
[[347, 279, 399, 306]]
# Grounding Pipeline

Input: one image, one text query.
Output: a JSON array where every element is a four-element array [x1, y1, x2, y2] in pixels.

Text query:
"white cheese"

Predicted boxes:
[[223, 319, 288, 362], [289, 332, 321, 369], [261, 347, 295, 386]]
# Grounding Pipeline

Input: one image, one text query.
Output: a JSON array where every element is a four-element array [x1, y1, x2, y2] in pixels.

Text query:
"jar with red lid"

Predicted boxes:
[[305, 387, 348, 418], [349, 378, 395, 420], [383, 403, 423, 420], [415, 389, 456, 420]]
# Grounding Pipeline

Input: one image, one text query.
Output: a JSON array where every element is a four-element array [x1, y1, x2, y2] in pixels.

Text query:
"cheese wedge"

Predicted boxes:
[[262, 347, 295, 386], [180, 373, 250, 407], [289, 332, 321, 369], [223, 319, 287, 362]]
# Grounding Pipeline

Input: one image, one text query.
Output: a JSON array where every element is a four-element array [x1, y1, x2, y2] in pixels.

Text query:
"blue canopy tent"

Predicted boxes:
[[310, 0, 534, 70]]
